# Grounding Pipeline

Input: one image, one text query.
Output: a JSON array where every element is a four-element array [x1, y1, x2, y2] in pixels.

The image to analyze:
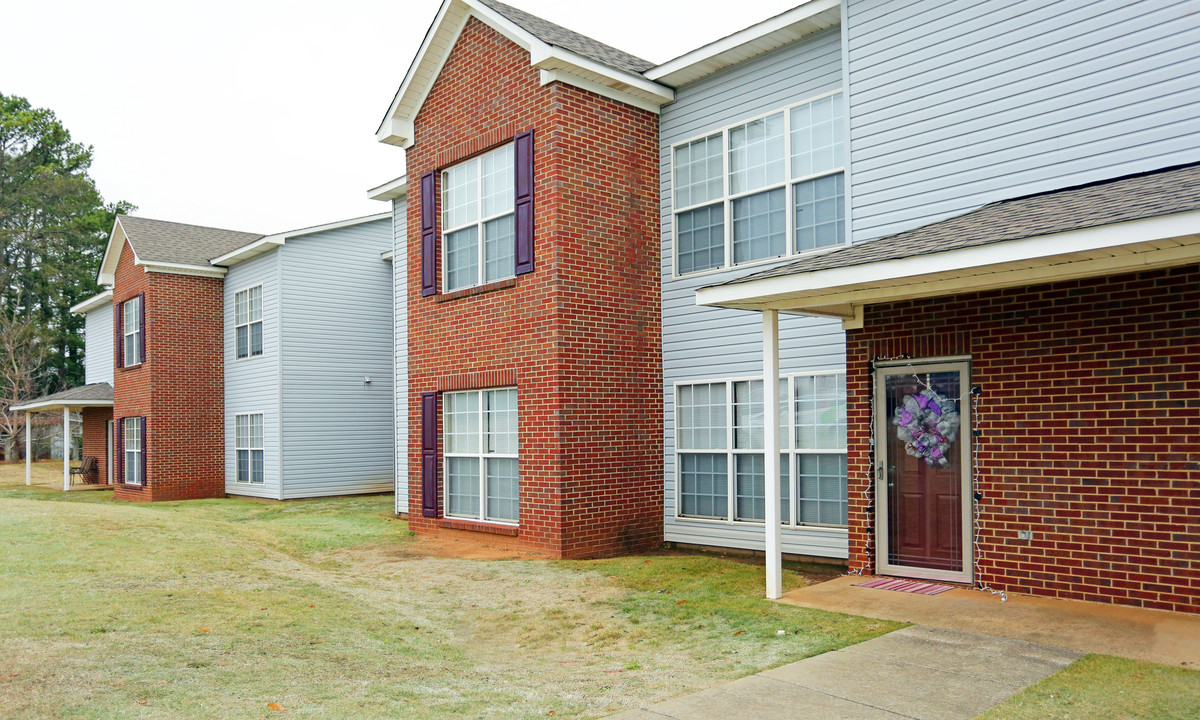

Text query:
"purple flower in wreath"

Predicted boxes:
[[892, 386, 960, 467]]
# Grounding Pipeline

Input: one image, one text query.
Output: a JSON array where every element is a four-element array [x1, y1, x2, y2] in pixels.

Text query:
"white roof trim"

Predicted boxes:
[[368, 175, 409, 202], [375, 0, 671, 148], [97, 217, 135, 286], [211, 213, 393, 267], [381, 249, 395, 261], [136, 260, 227, 278], [11, 398, 114, 412], [646, 0, 842, 87], [69, 289, 113, 315], [695, 210, 1200, 316]]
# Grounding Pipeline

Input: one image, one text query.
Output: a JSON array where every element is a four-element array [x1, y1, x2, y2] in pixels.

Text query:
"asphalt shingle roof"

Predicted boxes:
[[119, 216, 263, 268], [12, 382, 113, 409], [719, 162, 1200, 286], [476, 0, 655, 75]]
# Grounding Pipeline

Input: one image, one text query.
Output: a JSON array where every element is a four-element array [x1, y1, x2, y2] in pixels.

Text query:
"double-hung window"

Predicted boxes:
[[676, 372, 847, 527], [122, 296, 143, 365], [235, 413, 264, 484], [443, 388, 518, 523], [123, 417, 144, 485], [235, 286, 263, 359], [442, 144, 516, 292], [673, 91, 845, 275]]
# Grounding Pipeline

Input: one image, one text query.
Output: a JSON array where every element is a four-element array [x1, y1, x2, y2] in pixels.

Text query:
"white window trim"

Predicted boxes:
[[673, 369, 848, 531], [443, 387, 519, 526], [234, 412, 265, 484], [123, 417, 143, 486], [122, 296, 143, 366], [671, 89, 847, 279], [441, 144, 516, 294], [234, 284, 264, 361]]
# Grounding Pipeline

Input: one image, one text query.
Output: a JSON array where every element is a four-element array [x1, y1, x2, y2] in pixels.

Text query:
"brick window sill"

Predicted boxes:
[[435, 277, 516, 303], [437, 517, 519, 536]]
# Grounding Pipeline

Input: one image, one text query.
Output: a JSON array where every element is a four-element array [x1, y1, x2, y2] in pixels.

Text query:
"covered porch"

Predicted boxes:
[[696, 163, 1200, 612], [10, 383, 114, 492]]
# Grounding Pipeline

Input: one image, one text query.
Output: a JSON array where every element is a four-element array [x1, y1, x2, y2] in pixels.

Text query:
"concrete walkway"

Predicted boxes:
[[779, 575, 1200, 667], [607, 625, 1081, 720]]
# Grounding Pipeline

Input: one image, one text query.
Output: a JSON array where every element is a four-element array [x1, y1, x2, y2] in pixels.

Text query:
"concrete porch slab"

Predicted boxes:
[[778, 575, 1200, 667]]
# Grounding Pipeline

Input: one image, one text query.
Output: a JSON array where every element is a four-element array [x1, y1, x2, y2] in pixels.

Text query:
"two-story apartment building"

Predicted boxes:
[[376, 0, 1199, 611], [17, 213, 397, 501]]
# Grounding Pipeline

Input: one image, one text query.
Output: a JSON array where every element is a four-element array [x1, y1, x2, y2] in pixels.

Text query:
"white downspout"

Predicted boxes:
[[763, 309, 782, 600]]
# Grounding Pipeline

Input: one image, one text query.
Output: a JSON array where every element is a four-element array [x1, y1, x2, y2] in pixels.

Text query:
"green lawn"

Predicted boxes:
[[979, 654, 1200, 720], [0, 474, 897, 719]]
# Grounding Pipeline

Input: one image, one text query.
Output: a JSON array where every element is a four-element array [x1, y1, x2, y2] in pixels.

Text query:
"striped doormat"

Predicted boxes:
[[853, 577, 954, 595]]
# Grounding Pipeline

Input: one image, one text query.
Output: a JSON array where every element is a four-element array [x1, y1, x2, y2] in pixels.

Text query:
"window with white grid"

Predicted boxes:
[[123, 417, 143, 485], [676, 372, 847, 527], [444, 388, 518, 524], [235, 285, 263, 359], [442, 144, 515, 292], [672, 91, 846, 276], [122, 296, 142, 365], [235, 413, 264, 484]]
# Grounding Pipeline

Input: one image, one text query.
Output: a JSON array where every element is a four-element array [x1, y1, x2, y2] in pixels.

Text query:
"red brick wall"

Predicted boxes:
[[404, 18, 662, 558], [846, 265, 1200, 613], [112, 239, 226, 502], [81, 407, 113, 484]]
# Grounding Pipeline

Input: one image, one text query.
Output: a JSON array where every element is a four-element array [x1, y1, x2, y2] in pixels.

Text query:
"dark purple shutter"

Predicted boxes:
[[115, 418, 123, 483], [514, 130, 535, 275], [114, 302, 123, 369], [140, 417, 147, 485], [137, 293, 146, 363], [420, 170, 437, 296], [421, 391, 439, 518]]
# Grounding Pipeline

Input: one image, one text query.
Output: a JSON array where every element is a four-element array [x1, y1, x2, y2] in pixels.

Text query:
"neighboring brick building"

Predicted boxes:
[[375, 0, 670, 557], [97, 217, 261, 502]]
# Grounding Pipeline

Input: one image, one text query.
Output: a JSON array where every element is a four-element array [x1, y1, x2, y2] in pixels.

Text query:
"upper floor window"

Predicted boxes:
[[442, 143, 516, 292], [235, 285, 263, 359], [673, 92, 845, 276], [121, 295, 143, 366]]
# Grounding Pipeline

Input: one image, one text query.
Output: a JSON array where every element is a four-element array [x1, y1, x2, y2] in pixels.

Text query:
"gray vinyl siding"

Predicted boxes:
[[279, 219, 395, 498], [83, 306, 114, 386], [846, 0, 1200, 241], [224, 250, 282, 499], [660, 28, 849, 558], [392, 199, 409, 513]]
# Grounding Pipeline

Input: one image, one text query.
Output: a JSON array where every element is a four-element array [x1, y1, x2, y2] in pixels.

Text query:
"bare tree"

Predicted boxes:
[[0, 305, 46, 462]]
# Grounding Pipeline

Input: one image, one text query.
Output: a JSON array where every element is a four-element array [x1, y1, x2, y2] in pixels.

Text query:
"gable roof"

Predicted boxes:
[[475, 0, 654, 75], [376, 0, 673, 147], [97, 216, 263, 285]]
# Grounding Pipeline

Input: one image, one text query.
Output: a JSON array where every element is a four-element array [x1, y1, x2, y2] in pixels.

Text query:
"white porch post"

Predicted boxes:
[[62, 407, 71, 492], [24, 411, 32, 485], [763, 309, 783, 600]]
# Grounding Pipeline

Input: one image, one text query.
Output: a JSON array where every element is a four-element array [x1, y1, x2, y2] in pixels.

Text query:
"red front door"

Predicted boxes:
[[876, 362, 971, 582]]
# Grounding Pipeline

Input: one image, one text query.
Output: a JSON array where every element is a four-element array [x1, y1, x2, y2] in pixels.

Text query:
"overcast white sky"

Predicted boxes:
[[3, 0, 799, 234]]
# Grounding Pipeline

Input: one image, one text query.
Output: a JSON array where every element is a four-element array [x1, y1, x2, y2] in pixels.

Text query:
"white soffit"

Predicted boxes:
[[69, 289, 113, 315], [646, 0, 842, 87], [368, 175, 409, 202], [375, 0, 673, 148], [695, 211, 1200, 316]]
